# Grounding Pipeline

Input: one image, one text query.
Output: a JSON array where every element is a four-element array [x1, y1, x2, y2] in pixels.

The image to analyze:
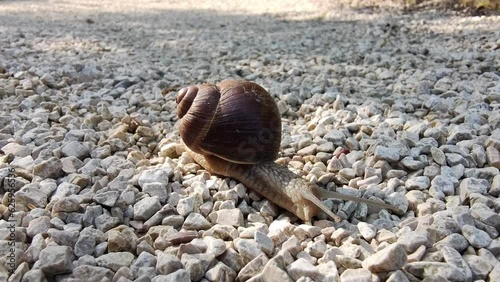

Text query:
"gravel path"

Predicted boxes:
[[1, 0, 500, 281]]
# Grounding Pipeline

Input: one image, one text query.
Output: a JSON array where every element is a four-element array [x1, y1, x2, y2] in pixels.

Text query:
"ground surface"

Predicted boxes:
[[0, 0, 500, 281]]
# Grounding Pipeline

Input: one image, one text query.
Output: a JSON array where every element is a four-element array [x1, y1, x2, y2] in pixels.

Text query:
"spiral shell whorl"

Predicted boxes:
[[176, 80, 282, 164]]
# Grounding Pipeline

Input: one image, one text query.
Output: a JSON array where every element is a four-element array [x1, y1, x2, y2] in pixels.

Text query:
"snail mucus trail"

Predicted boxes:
[[173, 80, 399, 222]]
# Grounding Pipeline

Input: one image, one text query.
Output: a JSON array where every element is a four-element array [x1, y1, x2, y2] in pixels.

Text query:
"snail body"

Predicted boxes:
[[175, 80, 397, 222]]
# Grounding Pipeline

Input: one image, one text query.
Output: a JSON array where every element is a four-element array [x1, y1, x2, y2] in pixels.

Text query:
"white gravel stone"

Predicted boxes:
[[286, 258, 319, 281], [357, 222, 377, 241], [362, 243, 407, 272]]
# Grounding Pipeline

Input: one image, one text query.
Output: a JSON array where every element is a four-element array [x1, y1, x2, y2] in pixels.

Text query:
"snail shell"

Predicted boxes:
[[176, 80, 281, 164]]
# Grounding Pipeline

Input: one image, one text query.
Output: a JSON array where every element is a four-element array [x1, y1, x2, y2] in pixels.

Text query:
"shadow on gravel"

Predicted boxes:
[[0, 2, 498, 89]]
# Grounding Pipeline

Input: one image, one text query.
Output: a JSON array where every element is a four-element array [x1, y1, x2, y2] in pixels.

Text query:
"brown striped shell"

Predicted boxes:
[[176, 80, 282, 164]]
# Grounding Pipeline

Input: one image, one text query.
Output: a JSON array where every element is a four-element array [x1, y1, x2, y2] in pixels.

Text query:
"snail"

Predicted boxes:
[[175, 80, 398, 222]]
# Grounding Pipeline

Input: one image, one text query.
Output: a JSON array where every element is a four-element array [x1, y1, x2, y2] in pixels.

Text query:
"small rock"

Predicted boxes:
[[156, 252, 183, 275], [177, 194, 199, 216], [215, 209, 244, 226], [134, 196, 161, 221], [1, 142, 31, 157], [405, 261, 465, 281], [259, 256, 293, 281], [430, 147, 446, 165], [181, 254, 205, 281], [33, 157, 63, 179], [458, 177, 488, 203], [490, 264, 500, 281], [96, 252, 135, 272], [286, 258, 319, 281], [151, 269, 191, 282], [52, 197, 81, 213], [93, 190, 120, 207], [405, 176, 430, 190], [307, 240, 327, 258], [143, 182, 168, 203], [182, 213, 212, 230], [19, 269, 47, 282], [205, 261, 237, 281], [26, 216, 51, 238], [38, 245, 73, 274], [73, 265, 114, 280], [447, 125, 472, 144], [74, 234, 96, 257], [254, 231, 274, 256], [282, 235, 302, 256], [237, 253, 269, 281], [486, 146, 500, 168], [397, 231, 431, 253], [362, 243, 407, 272], [203, 236, 226, 257], [440, 245, 473, 281], [462, 225, 492, 248], [40, 73, 57, 88], [463, 254, 493, 280], [357, 222, 377, 241], [490, 175, 500, 197], [400, 157, 425, 170], [431, 175, 455, 196], [235, 239, 266, 264], [138, 168, 171, 188], [434, 233, 469, 253], [374, 146, 400, 162], [131, 252, 157, 273], [61, 141, 90, 160], [339, 268, 372, 282], [219, 247, 245, 273]]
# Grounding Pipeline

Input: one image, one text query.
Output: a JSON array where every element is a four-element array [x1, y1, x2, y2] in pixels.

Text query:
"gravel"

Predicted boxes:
[[1, 0, 500, 281]]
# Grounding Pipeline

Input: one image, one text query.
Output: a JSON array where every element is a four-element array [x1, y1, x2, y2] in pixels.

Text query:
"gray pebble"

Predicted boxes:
[[33, 157, 64, 179], [93, 190, 120, 207], [205, 261, 237, 281], [134, 196, 161, 221], [152, 269, 190, 282], [255, 230, 275, 256], [73, 265, 114, 281], [38, 245, 73, 275], [180, 254, 205, 281], [405, 176, 430, 190], [458, 177, 489, 204], [26, 216, 51, 238], [362, 243, 407, 272], [462, 224, 492, 248], [74, 234, 96, 257], [176, 194, 198, 217], [182, 213, 212, 230], [203, 236, 227, 257], [215, 208, 244, 227], [235, 238, 266, 264], [339, 268, 372, 282], [374, 146, 400, 162], [463, 254, 493, 280], [96, 252, 135, 272], [397, 231, 431, 253], [61, 141, 90, 160], [405, 261, 466, 281], [286, 258, 319, 281]]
